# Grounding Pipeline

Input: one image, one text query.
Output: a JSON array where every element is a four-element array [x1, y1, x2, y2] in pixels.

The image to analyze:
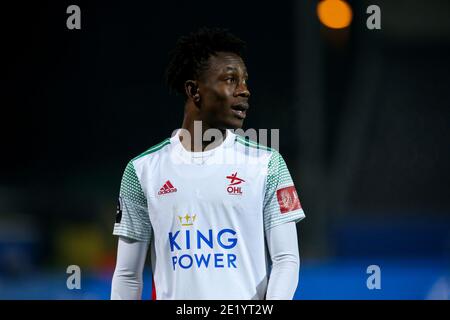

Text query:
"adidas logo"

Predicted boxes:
[[158, 180, 177, 195]]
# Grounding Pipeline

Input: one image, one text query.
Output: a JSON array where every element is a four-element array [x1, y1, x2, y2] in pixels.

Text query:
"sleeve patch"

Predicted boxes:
[[276, 186, 301, 214], [115, 196, 123, 223]]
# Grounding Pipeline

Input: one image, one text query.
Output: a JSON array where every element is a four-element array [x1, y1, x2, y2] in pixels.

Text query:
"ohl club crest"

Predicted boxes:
[[226, 172, 245, 195]]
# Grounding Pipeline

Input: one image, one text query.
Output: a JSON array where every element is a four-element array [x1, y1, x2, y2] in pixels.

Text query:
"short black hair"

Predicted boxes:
[[165, 27, 246, 96]]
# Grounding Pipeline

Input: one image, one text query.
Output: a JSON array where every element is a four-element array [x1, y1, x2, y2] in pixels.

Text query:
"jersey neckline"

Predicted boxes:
[[170, 128, 235, 164]]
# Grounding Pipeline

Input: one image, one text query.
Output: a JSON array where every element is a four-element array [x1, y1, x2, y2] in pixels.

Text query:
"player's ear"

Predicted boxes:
[[185, 80, 200, 103]]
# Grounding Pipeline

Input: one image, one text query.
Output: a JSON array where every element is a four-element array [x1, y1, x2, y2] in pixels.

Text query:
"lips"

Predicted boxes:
[[231, 102, 249, 120]]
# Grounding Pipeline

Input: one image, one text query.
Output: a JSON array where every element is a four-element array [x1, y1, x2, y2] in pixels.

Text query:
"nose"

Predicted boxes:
[[235, 81, 251, 98]]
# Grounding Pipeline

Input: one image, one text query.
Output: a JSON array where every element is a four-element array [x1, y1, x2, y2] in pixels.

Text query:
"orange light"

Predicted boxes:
[[317, 0, 353, 29]]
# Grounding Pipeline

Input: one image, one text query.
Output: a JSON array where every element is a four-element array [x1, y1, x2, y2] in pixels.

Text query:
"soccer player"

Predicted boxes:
[[111, 28, 306, 300]]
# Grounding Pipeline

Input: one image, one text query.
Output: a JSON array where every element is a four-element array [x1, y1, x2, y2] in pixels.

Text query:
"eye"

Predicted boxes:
[[225, 77, 236, 84]]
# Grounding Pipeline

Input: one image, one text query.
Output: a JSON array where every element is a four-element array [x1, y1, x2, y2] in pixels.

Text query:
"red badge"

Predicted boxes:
[[276, 186, 301, 214]]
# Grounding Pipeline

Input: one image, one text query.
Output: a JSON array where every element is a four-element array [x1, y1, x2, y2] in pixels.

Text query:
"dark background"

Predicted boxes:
[[1, 0, 450, 299]]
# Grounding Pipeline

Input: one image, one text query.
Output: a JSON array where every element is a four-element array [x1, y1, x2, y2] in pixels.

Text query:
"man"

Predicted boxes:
[[111, 28, 305, 300]]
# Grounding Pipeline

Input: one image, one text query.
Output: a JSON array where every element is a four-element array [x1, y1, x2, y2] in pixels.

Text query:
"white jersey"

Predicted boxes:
[[113, 129, 305, 300]]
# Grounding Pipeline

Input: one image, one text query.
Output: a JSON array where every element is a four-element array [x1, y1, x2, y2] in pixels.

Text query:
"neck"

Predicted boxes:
[[180, 102, 227, 152]]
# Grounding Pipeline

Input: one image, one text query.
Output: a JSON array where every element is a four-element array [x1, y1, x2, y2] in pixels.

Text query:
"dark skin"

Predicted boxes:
[[181, 52, 250, 152]]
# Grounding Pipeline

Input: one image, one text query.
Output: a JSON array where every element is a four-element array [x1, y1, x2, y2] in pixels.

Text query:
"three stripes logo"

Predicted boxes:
[[158, 180, 177, 195]]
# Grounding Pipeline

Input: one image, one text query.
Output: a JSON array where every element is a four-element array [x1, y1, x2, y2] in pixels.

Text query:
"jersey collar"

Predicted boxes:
[[170, 128, 235, 165]]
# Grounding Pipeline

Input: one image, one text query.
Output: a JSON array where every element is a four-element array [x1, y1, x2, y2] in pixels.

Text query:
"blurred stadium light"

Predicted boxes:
[[317, 0, 353, 29]]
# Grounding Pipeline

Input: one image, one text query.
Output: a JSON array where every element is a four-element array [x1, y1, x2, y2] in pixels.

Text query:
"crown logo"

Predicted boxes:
[[177, 214, 197, 226]]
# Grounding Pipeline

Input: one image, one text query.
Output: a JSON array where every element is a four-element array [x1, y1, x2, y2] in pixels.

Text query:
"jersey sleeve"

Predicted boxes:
[[263, 150, 305, 231], [113, 160, 153, 242]]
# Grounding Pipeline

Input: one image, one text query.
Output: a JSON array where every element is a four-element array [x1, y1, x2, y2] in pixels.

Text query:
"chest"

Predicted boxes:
[[147, 160, 265, 201]]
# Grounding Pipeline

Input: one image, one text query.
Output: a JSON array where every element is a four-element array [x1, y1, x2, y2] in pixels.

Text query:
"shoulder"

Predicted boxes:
[[132, 138, 172, 162], [234, 134, 274, 152], [234, 134, 284, 164], [121, 138, 172, 176], [129, 138, 171, 165]]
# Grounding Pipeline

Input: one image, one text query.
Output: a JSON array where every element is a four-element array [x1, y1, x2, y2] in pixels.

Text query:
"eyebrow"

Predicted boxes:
[[224, 66, 238, 72], [223, 66, 248, 76]]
